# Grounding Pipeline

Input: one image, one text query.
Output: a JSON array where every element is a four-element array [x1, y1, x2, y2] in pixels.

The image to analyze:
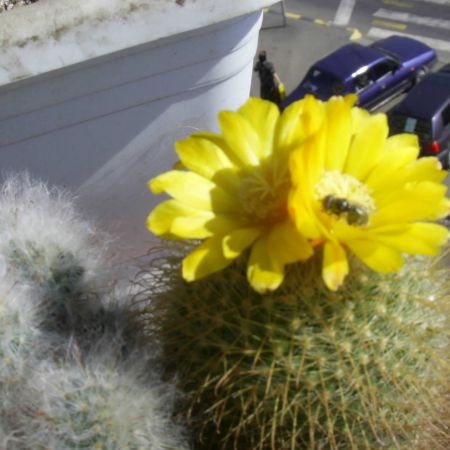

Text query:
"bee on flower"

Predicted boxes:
[[288, 95, 449, 290], [147, 95, 450, 293]]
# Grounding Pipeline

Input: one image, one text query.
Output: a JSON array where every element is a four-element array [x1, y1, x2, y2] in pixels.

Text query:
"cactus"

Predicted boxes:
[[0, 351, 188, 450], [0, 280, 189, 450], [0, 174, 189, 450], [0, 173, 115, 349], [136, 244, 450, 450]]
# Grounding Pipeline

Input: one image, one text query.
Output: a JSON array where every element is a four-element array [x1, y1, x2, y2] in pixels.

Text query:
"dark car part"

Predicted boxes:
[[388, 65, 450, 169]]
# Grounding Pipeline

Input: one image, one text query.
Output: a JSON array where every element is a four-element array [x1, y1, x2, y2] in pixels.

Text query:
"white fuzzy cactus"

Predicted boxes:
[[0, 174, 189, 450]]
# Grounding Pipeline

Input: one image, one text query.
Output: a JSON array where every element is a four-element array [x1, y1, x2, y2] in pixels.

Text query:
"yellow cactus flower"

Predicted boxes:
[[289, 95, 450, 291], [147, 97, 321, 293]]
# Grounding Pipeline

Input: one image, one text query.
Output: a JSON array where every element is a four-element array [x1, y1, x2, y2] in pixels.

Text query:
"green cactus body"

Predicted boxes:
[[138, 247, 450, 450]]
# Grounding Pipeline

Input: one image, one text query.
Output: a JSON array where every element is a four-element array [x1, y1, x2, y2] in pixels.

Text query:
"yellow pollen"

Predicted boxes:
[[239, 159, 290, 223], [314, 170, 376, 226], [315, 170, 376, 214]]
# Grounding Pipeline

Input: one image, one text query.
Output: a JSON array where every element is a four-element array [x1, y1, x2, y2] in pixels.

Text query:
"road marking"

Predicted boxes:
[[408, 0, 450, 4], [383, 0, 413, 7], [334, 0, 356, 26], [347, 27, 363, 40], [285, 11, 302, 20], [368, 27, 450, 52], [263, 5, 362, 41], [374, 8, 450, 29], [371, 19, 407, 30]]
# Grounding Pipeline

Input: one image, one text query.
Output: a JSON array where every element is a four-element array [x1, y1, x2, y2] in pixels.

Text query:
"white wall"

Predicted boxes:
[[0, 10, 264, 259]]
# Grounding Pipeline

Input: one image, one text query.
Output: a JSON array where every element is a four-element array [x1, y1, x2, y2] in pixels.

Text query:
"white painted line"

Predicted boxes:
[[334, 0, 356, 26], [368, 27, 450, 52], [374, 8, 450, 29], [408, 0, 450, 5]]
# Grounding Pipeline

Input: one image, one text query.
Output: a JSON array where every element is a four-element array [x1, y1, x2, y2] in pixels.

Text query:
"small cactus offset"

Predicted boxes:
[[0, 173, 104, 279], [0, 173, 114, 349], [136, 248, 450, 449], [0, 174, 189, 450], [4, 353, 188, 450]]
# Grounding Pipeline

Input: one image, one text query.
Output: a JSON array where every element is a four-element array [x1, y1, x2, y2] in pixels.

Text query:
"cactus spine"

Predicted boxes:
[[137, 246, 450, 450]]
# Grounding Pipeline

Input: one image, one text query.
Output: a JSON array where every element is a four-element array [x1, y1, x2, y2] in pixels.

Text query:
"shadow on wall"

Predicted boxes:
[[0, 11, 263, 260]]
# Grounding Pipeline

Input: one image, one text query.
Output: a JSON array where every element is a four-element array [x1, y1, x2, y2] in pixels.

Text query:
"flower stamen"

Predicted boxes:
[[240, 159, 290, 223], [315, 170, 375, 226]]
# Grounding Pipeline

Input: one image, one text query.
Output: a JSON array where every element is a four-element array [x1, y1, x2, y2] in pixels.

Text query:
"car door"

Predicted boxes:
[[352, 68, 381, 108], [368, 59, 403, 106]]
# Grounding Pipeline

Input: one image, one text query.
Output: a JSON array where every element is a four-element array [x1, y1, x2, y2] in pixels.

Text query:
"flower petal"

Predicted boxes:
[[365, 136, 419, 191], [351, 106, 371, 130], [191, 131, 249, 168], [290, 123, 326, 188], [370, 222, 449, 256], [383, 133, 419, 154], [222, 227, 263, 259], [324, 96, 354, 172], [182, 236, 232, 281], [347, 239, 404, 273], [268, 221, 314, 265], [322, 241, 349, 291], [148, 200, 208, 237], [372, 181, 450, 224], [148, 200, 246, 239], [176, 136, 233, 176], [372, 158, 448, 209], [175, 136, 241, 193], [149, 171, 240, 213], [247, 235, 284, 293], [238, 98, 280, 159], [404, 157, 447, 183], [288, 187, 323, 240], [344, 113, 388, 181], [275, 94, 325, 155], [219, 111, 261, 166], [289, 133, 326, 240]]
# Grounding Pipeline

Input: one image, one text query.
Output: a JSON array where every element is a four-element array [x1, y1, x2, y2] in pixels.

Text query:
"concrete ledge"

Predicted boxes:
[[0, 14, 261, 146], [0, 0, 277, 85]]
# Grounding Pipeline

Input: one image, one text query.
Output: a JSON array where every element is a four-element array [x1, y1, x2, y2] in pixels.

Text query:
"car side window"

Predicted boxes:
[[354, 71, 371, 91], [371, 60, 396, 81]]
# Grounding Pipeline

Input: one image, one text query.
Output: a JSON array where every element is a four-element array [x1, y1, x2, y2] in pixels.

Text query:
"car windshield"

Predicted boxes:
[[370, 45, 401, 63], [301, 67, 344, 96], [388, 113, 432, 145]]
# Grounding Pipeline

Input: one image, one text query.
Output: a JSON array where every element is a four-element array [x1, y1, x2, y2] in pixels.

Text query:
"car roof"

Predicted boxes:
[[370, 35, 432, 61], [313, 43, 385, 81], [391, 72, 450, 120]]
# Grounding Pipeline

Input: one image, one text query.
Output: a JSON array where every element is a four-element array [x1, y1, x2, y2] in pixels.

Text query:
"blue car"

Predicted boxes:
[[282, 35, 437, 111], [388, 63, 450, 169]]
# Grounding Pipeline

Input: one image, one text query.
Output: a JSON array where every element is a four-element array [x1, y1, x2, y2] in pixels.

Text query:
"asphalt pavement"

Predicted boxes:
[[251, 7, 448, 103], [250, 10, 357, 99]]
